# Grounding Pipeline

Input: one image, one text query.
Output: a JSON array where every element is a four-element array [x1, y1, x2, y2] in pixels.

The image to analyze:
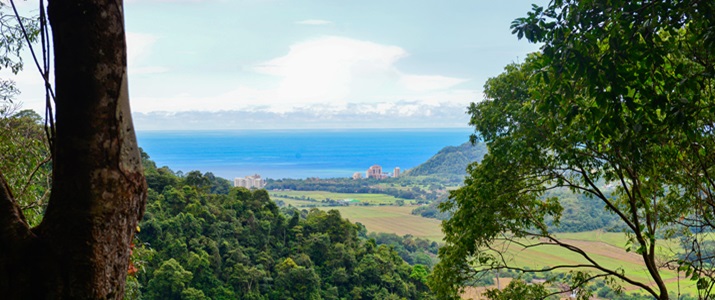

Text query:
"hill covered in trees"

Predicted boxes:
[[128, 151, 435, 300], [404, 142, 487, 179]]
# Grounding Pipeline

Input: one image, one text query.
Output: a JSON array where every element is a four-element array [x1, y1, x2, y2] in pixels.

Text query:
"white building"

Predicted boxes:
[[234, 174, 265, 189]]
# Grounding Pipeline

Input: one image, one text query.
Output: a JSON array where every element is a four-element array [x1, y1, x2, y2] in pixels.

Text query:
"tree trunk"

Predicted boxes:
[[0, 1, 146, 299]]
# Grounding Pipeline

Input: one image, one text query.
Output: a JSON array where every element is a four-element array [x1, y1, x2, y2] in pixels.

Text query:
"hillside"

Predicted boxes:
[[130, 151, 435, 299], [405, 142, 487, 177]]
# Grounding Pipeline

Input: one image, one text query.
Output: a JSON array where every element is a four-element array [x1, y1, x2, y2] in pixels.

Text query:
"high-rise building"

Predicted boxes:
[[234, 174, 265, 189], [393, 167, 400, 178], [367, 165, 384, 179]]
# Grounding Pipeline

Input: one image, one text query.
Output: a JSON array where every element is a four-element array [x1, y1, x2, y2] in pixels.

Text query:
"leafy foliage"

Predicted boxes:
[[0, 109, 50, 226], [433, 1, 715, 298]]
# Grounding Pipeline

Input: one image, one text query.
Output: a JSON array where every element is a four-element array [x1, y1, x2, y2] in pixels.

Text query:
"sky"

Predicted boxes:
[[8, 0, 546, 130]]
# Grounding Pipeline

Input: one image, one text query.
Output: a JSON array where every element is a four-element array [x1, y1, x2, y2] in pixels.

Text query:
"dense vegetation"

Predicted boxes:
[[404, 142, 486, 180], [130, 152, 435, 300], [266, 177, 443, 202], [0, 108, 50, 226], [433, 1, 715, 299]]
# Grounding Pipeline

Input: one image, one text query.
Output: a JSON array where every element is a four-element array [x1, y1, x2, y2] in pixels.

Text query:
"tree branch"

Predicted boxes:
[[0, 170, 32, 245]]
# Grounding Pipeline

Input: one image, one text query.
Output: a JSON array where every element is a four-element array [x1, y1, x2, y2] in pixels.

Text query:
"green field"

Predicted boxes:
[[270, 190, 413, 206], [270, 191, 701, 296], [270, 196, 323, 207], [314, 202, 699, 295], [320, 205, 444, 241]]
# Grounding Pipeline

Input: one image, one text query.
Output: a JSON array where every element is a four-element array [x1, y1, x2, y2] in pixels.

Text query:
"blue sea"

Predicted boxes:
[[136, 128, 473, 180]]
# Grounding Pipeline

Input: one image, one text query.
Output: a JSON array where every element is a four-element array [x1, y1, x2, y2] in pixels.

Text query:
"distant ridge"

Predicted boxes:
[[405, 141, 487, 177]]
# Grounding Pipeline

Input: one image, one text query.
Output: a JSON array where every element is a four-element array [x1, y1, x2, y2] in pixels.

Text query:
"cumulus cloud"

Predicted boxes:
[[127, 36, 476, 128], [296, 19, 333, 25], [249, 36, 467, 106], [253, 36, 406, 104]]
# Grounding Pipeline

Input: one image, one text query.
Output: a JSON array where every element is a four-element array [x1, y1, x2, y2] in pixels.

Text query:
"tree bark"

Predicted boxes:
[[0, 1, 147, 299]]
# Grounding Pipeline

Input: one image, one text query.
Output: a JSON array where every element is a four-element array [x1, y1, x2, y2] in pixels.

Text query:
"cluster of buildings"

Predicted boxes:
[[353, 165, 400, 180], [234, 174, 265, 189]]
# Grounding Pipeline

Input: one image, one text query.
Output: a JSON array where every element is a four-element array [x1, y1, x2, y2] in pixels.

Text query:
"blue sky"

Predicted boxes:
[[11, 0, 545, 130]]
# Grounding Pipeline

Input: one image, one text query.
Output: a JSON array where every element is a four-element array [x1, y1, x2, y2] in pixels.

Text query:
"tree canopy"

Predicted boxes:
[[433, 1, 715, 299], [129, 153, 436, 300]]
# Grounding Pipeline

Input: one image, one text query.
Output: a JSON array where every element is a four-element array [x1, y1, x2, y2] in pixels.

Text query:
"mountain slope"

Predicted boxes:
[[405, 142, 487, 177]]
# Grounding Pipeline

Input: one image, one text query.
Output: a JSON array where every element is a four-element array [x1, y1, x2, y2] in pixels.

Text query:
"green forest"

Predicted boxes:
[[403, 142, 487, 180], [129, 153, 436, 300]]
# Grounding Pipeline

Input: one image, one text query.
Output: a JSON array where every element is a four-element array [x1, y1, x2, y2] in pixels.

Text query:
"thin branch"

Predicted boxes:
[[16, 155, 51, 200], [486, 233, 659, 296]]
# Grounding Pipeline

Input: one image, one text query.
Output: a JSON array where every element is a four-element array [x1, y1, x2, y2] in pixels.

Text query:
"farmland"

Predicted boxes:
[[270, 190, 414, 206], [315, 201, 698, 296], [268, 189, 700, 297], [321, 205, 444, 241]]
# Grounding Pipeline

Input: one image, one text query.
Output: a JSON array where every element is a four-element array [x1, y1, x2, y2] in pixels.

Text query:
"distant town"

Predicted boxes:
[[353, 164, 400, 180], [233, 165, 400, 189]]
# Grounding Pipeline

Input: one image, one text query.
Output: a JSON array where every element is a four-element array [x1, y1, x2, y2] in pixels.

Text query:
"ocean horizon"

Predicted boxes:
[[136, 128, 473, 180]]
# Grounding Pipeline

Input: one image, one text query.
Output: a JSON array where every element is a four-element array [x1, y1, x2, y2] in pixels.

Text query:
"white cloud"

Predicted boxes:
[[296, 19, 333, 25], [250, 36, 466, 106], [253, 36, 405, 104], [132, 99, 472, 130], [126, 32, 167, 75], [126, 35, 476, 128], [126, 33, 156, 64]]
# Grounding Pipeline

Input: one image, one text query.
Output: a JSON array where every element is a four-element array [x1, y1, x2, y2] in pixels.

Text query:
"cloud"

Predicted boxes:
[[126, 32, 168, 75], [126, 33, 156, 64], [248, 36, 467, 107], [253, 36, 406, 104], [126, 35, 476, 129], [132, 100, 472, 130], [296, 19, 333, 25]]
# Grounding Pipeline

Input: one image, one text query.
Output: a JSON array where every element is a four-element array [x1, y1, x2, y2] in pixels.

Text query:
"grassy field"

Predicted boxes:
[[314, 203, 700, 296], [463, 232, 699, 297], [268, 191, 699, 297], [319, 205, 444, 241], [270, 190, 413, 206], [270, 196, 323, 207]]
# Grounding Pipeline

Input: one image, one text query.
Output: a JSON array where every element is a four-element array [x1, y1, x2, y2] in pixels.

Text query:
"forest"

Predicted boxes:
[[403, 142, 487, 180], [130, 152, 436, 300]]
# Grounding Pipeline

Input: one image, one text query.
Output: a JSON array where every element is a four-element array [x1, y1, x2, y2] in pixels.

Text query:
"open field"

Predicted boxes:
[[270, 196, 323, 207], [314, 204, 700, 297], [463, 233, 699, 297], [318, 205, 444, 241], [273, 192, 701, 297], [270, 190, 413, 205]]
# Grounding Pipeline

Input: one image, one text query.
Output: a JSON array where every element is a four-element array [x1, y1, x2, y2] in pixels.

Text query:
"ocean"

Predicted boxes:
[[135, 128, 473, 180]]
